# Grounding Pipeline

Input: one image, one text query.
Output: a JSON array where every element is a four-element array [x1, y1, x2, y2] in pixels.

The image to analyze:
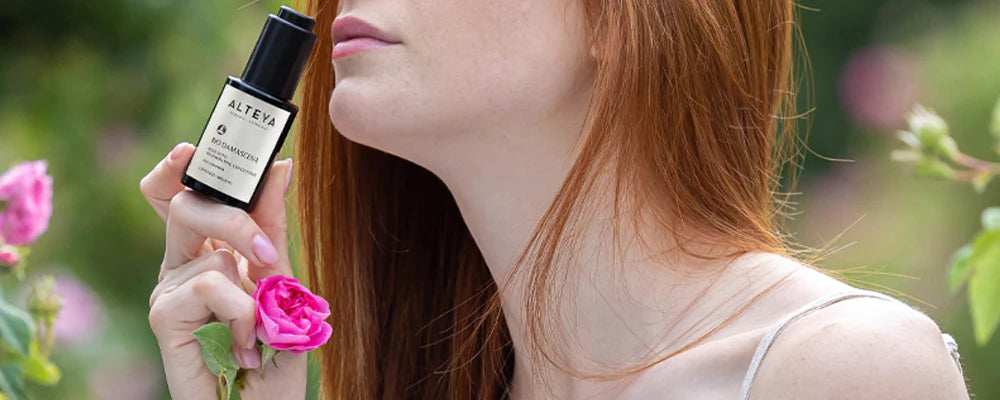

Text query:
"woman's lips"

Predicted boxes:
[[331, 15, 401, 60], [332, 37, 398, 60]]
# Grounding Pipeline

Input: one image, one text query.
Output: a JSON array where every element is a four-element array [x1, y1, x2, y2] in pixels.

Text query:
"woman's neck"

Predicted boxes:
[[404, 92, 789, 398]]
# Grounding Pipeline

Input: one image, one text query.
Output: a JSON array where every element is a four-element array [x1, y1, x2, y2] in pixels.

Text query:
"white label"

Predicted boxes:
[[186, 84, 291, 203]]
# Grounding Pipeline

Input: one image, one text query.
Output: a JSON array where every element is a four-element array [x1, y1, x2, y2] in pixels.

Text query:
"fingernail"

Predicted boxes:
[[246, 335, 257, 350], [284, 159, 294, 195], [241, 347, 261, 369], [169, 142, 187, 161], [252, 234, 279, 264]]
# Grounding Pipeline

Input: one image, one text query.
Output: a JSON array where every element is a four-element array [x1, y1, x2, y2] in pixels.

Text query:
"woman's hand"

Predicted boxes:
[[141, 142, 305, 400]]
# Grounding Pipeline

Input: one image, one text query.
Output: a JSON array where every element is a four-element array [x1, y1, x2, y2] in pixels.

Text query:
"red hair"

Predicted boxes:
[[293, 0, 807, 398]]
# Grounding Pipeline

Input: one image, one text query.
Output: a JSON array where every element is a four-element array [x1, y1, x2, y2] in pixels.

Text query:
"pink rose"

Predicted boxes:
[[53, 273, 105, 344], [253, 275, 331, 353], [0, 160, 53, 246], [0, 244, 18, 268]]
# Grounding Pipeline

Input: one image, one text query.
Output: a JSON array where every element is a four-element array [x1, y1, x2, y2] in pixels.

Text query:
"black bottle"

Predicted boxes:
[[182, 6, 317, 212]]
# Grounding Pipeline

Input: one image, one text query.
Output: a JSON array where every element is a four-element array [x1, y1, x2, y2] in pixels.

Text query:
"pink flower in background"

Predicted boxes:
[[253, 275, 331, 353], [838, 46, 921, 132], [52, 273, 105, 344], [0, 244, 18, 268], [0, 160, 53, 245]]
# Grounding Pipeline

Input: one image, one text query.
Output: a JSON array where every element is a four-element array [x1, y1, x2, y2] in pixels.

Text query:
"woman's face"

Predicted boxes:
[[328, 0, 595, 167]]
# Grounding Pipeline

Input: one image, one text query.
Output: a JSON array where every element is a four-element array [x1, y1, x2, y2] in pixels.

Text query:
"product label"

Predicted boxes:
[[186, 84, 291, 203]]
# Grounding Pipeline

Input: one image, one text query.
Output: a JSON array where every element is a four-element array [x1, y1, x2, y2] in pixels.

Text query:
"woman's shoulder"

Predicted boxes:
[[743, 276, 970, 399]]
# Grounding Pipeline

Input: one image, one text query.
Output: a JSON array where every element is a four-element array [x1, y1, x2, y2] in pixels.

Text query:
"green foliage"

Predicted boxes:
[[20, 342, 59, 386], [193, 322, 238, 376], [0, 234, 61, 395], [949, 208, 1000, 345], [0, 363, 27, 400], [895, 101, 1000, 346], [893, 104, 999, 191], [192, 322, 242, 400], [259, 343, 278, 378], [0, 300, 34, 358]]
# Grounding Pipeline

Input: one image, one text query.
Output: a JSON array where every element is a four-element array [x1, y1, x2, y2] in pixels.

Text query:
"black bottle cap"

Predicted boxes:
[[241, 6, 317, 101]]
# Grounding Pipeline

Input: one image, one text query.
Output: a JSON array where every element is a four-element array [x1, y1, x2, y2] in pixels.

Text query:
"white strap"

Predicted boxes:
[[736, 288, 962, 400]]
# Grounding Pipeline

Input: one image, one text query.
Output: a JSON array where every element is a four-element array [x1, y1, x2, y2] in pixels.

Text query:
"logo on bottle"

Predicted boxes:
[[228, 99, 277, 128], [216, 124, 227, 135]]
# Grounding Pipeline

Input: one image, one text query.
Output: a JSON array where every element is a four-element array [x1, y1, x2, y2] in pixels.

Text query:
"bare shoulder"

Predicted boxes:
[[747, 294, 970, 400]]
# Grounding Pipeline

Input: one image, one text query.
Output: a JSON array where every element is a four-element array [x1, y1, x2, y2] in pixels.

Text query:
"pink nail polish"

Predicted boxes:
[[169, 142, 186, 160], [252, 234, 279, 264], [284, 159, 294, 195]]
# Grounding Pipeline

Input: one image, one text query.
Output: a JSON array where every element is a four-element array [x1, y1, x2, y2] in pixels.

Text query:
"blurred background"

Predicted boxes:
[[1, 0, 998, 398]]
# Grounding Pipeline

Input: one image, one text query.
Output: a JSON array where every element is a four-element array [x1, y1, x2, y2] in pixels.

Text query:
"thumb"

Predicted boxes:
[[247, 158, 293, 281]]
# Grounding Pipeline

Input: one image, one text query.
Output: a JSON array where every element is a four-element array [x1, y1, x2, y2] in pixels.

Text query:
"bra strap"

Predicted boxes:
[[736, 288, 961, 399]]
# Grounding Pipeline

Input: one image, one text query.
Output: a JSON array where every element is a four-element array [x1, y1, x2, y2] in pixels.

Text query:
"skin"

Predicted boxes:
[[142, 0, 969, 398], [143, 146, 304, 400], [328, 0, 969, 399]]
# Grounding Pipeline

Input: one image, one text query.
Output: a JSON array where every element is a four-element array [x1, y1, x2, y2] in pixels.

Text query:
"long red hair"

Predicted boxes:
[[293, 0, 806, 398]]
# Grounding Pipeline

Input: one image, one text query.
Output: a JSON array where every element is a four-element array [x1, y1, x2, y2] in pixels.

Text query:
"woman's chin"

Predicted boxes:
[[329, 89, 404, 149]]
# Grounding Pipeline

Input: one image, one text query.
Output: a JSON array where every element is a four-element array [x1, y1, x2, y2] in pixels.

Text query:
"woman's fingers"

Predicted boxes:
[[142, 140, 293, 280], [163, 189, 279, 270], [140, 142, 196, 222], [148, 250, 259, 367], [150, 248, 242, 308], [246, 158, 294, 281]]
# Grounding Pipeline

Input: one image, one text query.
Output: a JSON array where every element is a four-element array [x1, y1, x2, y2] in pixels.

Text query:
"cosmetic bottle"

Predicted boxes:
[[182, 5, 316, 212]]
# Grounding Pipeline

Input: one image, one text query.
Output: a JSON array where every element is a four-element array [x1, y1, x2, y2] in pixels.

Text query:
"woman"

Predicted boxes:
[[142, 0, 971, 399]]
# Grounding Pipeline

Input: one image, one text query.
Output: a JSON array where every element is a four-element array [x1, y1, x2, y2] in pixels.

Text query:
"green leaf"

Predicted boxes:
[[23, 356, 61, 386], [0, 298, 35, 356], [982, 207, 1000, 231], [913, 157, 956, 180], [947, 228, 1000, 346], [0, 362, 27, 400], [22, 340, 60, 385], [194, 322, 244, 400], [224, 367, 241, 400], [258, 342, 279, 377], [949, 245, 974, 292], [967, 234, 1000, 346], [193, 322, 239, 376]]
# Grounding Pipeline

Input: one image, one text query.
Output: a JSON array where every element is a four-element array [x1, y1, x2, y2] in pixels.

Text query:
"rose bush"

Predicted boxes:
[[0, 160, 54, 246], [0, 159, 62, 399]]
